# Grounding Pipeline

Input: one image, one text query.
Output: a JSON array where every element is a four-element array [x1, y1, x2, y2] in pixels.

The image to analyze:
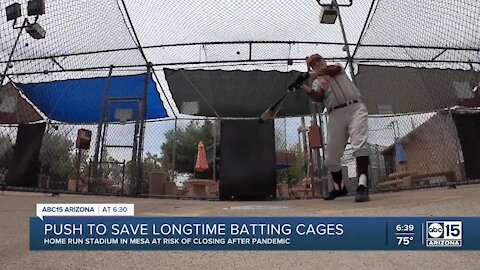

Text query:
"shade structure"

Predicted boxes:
[[164, 68, 314, 118], [356, 65, 480, 114], [17, 73, 168, 124]]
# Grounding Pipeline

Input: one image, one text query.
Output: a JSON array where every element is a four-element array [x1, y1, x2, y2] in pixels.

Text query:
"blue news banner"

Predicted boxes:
[[30, 217, 480, 250]]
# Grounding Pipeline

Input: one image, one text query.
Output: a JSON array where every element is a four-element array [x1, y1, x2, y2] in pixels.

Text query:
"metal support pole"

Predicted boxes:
[[212, 119, 217, 180], [375, 144, 381, 188], [300, 117, 309, 178], [334, 0, 356, 83], [135, 63, 152, 195], [308, 101, 324, 198], [297, 130, 303, 183], [76, 148, 81, 192], [171, 118, 178, 182], [93, 66, 114, 190], [0, 19, 27, 86], [131, 115, 140, 196], [121, 160, 126, 195], [318, 109, 327, 166], [319, 111, 328, 198], [98, 114, 109, 176], [313, 105, 324, 198]]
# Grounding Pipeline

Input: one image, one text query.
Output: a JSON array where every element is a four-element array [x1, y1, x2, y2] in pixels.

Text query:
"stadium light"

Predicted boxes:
[[25, 22, 46, 39], [6, 3, 22, 21], [1, 0, 46, 86], [317, 0, 352, 24], [27, 0, 47, 39], [319, 5, 338, 24], [27, 0, 46, 16], [4, 0, 46, 39]]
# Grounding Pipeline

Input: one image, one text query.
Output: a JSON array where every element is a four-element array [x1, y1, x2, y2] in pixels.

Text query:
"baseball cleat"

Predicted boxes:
[[355, 184, 370, 202], [324, 186, 348, 200]]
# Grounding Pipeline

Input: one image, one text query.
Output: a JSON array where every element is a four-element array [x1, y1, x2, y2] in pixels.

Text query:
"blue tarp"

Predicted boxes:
[[18, 74, 168, 123]]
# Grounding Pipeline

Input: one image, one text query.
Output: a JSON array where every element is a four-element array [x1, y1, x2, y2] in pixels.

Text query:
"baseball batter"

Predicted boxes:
[[299, 54, 370, 202]]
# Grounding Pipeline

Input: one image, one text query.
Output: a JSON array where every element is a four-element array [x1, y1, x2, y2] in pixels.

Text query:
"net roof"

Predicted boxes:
[[0, 0, 478, 119]]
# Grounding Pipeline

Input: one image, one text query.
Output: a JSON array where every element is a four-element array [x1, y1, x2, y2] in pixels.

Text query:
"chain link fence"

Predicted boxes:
[[0, 110, 478, 197]]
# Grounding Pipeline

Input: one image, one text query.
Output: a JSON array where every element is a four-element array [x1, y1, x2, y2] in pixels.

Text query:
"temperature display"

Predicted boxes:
[[395, 224, 415, 246]]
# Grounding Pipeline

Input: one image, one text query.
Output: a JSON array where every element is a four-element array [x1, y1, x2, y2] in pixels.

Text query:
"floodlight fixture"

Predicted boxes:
[[317, 0, 353, 24], [27, 0, 45, 16], [6, 3, 22, 21], [319, 5, 338, 24], [26, 22, 46, 39]]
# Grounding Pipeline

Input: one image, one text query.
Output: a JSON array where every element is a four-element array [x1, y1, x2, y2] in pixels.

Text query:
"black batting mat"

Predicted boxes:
[[219, 120, 276, 200], [6, 123, 46, 187], [452, 112, 480, 180]]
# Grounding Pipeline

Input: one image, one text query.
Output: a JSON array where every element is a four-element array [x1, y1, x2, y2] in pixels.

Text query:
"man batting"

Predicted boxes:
[[298, 54, 370, 202]]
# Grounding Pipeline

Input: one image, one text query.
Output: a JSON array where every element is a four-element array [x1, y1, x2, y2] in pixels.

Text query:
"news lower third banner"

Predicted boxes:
[[30, 205, 480, 250]]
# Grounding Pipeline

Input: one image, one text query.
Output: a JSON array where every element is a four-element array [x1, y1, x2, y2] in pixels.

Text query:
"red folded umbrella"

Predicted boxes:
[[195, 141, 209, 172]]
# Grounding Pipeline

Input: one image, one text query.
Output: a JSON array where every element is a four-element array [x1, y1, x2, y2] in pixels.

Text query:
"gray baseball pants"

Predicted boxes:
[[325, 102, 369, 172]]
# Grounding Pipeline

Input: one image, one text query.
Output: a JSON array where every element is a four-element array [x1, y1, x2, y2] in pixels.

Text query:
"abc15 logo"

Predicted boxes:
[[426, 221, 462, 240]]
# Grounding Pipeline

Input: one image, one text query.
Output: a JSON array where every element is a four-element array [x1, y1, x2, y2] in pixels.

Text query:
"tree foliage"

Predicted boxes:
[[276, 144, 307, 185], [39, 132, 75, 188], [0, 135, 14, 174], [160, 120, 214, 174]]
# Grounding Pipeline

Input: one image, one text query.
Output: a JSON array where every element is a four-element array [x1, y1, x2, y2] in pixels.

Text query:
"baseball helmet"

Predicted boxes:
[[306, 54, 323, 69]]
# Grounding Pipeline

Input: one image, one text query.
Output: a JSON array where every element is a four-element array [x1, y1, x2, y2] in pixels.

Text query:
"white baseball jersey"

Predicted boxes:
[[311, 65, 362, 109]]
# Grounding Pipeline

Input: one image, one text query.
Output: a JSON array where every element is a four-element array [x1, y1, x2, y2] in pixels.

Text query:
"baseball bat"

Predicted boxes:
[[259, 72, 310, 122], [259, 90, 289, 122]]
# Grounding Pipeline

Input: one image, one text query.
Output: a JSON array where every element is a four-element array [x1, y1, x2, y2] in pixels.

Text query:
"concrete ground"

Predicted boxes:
[[1, 185, 480, 270]]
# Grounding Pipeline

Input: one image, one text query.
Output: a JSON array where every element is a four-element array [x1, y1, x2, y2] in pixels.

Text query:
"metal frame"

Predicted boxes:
[[1, 41, 477, 66], [0, 18, 28, 86], [134, 63, 152, 195], [92, 66, 151, 196], [92, 66, 114, 190], [5, 56, 478, 77], [333, 0, 356, 82]]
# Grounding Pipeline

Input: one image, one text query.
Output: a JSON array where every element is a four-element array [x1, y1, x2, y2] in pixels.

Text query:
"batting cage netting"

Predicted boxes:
[[0, 0, 478, 198]]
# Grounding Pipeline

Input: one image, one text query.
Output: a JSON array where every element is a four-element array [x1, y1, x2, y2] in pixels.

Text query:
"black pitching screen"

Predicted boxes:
[[219, 120, 276, 200], [452, 113, 480, 180], [6, 123, 46, 187]]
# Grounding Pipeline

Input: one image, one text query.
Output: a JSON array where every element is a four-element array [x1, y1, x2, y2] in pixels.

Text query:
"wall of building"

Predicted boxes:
[[392, 113, 464, 181]]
